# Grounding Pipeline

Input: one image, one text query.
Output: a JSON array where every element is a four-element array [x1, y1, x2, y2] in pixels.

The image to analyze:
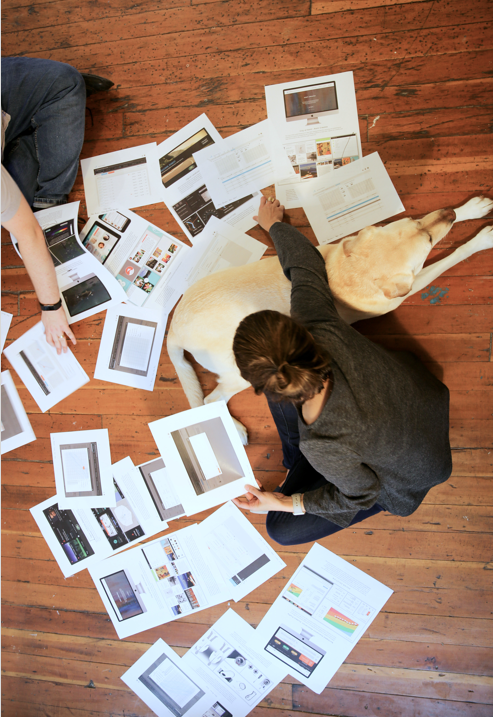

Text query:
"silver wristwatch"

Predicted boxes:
[[292, 493, 304, 515]]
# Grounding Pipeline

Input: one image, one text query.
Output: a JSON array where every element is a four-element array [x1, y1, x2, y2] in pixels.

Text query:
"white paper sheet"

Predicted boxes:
[[81, 143, 163, 215], [1, 311, 13, 353], [299, 152, 405, 244], [149, 401, 255, 516], [79, 209, 191, 314], [4, 321, 89, 412], [62, 447, 93, 492], [265, 72, 362, 209], [177, 215, 267, 292], [122, 611, 286, 716], [94, 303, 167, 392], [121, 639, 208, 717], [199, 502, 286, 602], [51, 429, 114, 509], [10, 202, 127, 325], [156, 114, 258, 242], [137, 457, 186, 522], [193, 120, 275, 206], [251, 543, 393, 694], [120, 323, 154, 370], [1, 370, 36, 454], [30, 457, 169, 578], [182, 610, 287, 714], [88, 524, 228, 638], [188, 433, 222, 480]]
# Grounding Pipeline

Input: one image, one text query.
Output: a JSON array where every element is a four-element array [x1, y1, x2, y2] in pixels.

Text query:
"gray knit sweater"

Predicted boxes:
[[269, 221, 452, 527]]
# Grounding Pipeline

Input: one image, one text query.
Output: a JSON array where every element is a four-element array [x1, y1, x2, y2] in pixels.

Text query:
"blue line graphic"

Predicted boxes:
[[223, 160, 272, 183], [326, 195, 379, 220]]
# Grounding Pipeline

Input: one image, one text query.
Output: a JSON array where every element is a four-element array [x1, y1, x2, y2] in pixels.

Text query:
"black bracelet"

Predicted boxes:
[[39, 298, 62, 311]]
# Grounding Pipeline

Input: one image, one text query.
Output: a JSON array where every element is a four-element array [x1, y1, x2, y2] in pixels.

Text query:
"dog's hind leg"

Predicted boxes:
[[406, 225, 493, 298], [204, 372, 252, 445]]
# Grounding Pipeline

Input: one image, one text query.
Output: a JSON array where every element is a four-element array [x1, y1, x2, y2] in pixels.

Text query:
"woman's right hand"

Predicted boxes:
[[254, 196, 285, 232], [42, 307, 77, 355]]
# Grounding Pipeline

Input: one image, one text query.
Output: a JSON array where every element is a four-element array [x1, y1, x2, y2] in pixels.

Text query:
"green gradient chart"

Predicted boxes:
[[323, 607, 358, 635], [287, 583, 302, 598]]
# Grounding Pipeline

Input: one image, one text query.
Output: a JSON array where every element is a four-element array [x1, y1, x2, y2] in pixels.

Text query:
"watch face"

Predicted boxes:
[[292, 494, 304, 515]]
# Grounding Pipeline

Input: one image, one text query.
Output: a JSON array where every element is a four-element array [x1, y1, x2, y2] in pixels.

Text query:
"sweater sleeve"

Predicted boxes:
[[269, 222, 339, 331], [302, 447, 381, 527]]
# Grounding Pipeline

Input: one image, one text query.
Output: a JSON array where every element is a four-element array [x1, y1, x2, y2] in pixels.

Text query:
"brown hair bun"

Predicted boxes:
[[233, 310, 331, 404]]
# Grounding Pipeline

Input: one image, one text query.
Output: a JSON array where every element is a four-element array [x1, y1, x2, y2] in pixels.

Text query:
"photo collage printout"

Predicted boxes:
[[80, 208, 191, 315], [265, 72, 363, 209]]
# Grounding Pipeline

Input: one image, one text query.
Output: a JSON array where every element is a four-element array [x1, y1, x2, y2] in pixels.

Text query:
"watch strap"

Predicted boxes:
[[292, 493, 304, 515], [40, 298, 62, 311]]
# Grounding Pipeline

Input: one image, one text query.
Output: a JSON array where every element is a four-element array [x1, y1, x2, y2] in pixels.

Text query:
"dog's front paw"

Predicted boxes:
[[468, 225, 493, 253], [455, 196, 493, 222], [232, 417, 249, 446]]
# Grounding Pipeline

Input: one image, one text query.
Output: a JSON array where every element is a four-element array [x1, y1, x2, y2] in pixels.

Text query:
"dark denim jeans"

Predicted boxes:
[[265, 396, 383, 546], [2, 57, 86, 209]]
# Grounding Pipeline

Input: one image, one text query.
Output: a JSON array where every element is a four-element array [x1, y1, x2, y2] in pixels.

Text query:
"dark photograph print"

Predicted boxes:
[[159, 127, 215, 188], [170, 416, 244, 496], [101, 570, 147, 621], [44, 219, 85, 266], [62, 274, 112, 317]]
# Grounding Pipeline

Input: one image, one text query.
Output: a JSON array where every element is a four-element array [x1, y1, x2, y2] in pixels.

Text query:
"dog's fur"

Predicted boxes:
[[168, 196, 493, 444]]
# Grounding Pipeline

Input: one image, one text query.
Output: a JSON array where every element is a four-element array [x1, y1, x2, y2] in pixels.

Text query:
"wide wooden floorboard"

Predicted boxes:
[[2, 0, 493, 715]]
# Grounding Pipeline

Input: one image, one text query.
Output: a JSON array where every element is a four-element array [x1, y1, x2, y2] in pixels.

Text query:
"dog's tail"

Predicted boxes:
[[167, 337, 205, 408]]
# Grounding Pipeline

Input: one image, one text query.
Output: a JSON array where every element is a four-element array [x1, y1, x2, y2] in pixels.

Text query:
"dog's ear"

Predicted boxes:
[[377, 272, 414, 299], [342, 236, 358, 257]]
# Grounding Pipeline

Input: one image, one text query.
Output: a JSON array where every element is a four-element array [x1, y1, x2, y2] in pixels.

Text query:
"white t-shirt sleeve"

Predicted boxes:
[[1, 164, 22, 225]]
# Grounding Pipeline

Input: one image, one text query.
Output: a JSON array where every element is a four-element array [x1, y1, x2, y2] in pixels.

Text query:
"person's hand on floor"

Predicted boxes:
[[254, 195, 285, 232], [42, 307, 76, 355]]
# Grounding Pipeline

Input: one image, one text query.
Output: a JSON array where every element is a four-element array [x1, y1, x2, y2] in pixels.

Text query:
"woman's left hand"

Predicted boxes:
[[233, 482, 294, 513]]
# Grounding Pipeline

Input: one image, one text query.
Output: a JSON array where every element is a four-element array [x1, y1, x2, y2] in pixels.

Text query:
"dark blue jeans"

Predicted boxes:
[[2, 57, 86, 209], [265, 397, 383, 546]]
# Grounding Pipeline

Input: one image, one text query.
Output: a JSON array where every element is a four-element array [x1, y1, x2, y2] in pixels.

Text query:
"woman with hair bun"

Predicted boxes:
[[232, 196, 452, 546]]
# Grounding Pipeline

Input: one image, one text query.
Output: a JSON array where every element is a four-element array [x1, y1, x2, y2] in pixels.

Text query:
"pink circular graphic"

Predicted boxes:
[[125, 266, 135, 276]]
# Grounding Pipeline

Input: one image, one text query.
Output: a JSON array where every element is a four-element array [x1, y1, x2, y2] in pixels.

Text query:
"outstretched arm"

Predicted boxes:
[[2, 191, 76, 354], [254, 196, 338, 331]]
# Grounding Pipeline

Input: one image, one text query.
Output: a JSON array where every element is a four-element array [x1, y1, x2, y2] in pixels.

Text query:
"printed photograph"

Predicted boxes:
[[137, 653, 205, 714], [170, 417, 244, 496], [62, 274, 112, 317], [159, 127, 215, 188], [44, 219, 86, 266], [83, 221, 120, 264], [101, 570, 147, 621], [59, 441, 102, 498]]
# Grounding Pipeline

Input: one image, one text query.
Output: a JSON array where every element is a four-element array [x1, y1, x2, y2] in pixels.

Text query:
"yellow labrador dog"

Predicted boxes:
[[168, 196, 493, 444]]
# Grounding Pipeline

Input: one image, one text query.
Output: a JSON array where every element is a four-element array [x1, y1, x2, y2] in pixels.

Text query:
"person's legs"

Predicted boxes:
[[266, 454, 383, 545], [266, 395, 302, 470], [2, 57, 86, 208]]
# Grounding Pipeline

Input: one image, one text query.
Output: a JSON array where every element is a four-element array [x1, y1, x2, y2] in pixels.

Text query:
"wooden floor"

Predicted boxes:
[[2, 0, 493, 715]]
